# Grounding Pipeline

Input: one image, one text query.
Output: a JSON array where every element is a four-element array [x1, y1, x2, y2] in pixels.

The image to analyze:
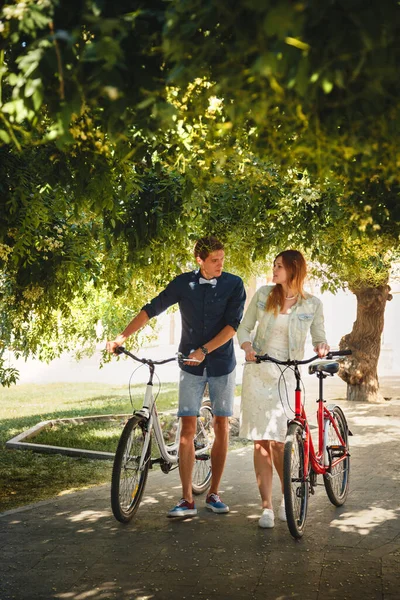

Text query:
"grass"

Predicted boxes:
[[1, 381, 243, 513], [28, 414, 180, 453], [0, 381, 180, 513]]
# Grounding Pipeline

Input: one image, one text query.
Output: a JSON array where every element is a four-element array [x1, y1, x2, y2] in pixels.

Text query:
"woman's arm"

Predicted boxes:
[[237, 290, 262, 362], [237, 291, 260, 347], [310, 300, 330, 357]]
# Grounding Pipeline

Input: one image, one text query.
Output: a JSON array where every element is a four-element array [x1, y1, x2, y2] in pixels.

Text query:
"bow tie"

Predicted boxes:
[[199, 277, 217, 286]]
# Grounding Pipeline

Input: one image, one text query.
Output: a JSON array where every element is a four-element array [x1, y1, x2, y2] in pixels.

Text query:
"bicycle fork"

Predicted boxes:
[[134, 385, 153, 472]]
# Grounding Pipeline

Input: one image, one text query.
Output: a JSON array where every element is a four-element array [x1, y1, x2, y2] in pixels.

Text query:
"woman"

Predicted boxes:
[[237, 250, 329, 528]]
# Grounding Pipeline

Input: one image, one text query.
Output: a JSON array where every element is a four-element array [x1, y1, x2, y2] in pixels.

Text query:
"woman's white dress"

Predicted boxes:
[[240, 313, 295, 442]]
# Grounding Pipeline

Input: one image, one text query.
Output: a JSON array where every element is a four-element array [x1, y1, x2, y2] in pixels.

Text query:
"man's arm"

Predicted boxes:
[[107, 276, 181, 354], [223, 277, 247, 332], [188, 325, 236, 364], [106, 310, 149, 354]]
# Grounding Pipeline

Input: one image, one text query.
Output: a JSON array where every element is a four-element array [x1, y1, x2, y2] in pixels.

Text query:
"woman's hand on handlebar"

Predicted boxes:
[[242, 342, 257, 362], [314, 342, 330, 358]]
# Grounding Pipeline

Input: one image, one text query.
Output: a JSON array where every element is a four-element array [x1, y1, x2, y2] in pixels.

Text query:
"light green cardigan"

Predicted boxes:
[[237, 285, 328, 360]]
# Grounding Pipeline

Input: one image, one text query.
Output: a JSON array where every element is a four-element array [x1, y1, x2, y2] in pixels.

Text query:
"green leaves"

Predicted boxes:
[[0, 129, 10, 144], [0, 0, 399, 386]]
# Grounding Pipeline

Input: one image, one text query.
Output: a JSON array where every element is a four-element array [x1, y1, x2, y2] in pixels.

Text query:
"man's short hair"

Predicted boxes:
[[194, 236, 224, 260]]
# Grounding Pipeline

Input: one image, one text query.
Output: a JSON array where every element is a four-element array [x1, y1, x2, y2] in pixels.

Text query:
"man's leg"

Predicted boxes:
[[205, 370, 235, 513], [209, 416, 229, 494], [167, 370, 205, 517], [179, 415, 197, 502]]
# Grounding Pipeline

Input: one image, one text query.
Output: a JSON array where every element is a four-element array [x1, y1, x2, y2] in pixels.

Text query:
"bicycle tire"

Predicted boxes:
[[323, 406, 350, 506], [284, 422, 309, 539], [192, 403, 213, 495], [111, 416, 151, 523]]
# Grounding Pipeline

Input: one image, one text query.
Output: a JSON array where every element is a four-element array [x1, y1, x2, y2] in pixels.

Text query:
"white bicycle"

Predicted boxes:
[[110, 346, 214, 523]]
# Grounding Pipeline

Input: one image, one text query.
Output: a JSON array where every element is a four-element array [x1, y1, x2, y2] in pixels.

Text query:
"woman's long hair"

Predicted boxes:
[[266, 250, 307, 315]]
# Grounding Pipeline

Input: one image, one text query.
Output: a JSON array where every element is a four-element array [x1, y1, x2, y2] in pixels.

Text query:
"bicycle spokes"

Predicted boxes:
[[111, 417, 151, 523], [284, 423, 309, 538], [323, 407, 350, 506], [192, 404, 213, 494]]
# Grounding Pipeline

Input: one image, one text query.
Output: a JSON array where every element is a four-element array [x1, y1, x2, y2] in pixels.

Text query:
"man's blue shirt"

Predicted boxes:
[[142, 270, 246, 376]]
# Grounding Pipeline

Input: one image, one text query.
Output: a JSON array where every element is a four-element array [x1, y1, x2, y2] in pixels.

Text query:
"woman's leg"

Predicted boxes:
[[270, 441, 285, 494], [270, 440, 286, 521], [253, 440, 274, 509]]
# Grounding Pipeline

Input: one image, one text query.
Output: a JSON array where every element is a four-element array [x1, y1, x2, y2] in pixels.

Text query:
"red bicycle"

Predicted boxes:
[[255, 350, 352, 539]]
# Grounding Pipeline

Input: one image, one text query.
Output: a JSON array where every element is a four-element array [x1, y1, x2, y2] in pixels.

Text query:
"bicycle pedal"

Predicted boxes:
[[309, 469, 317, 488], [348, 429, 353, 436]]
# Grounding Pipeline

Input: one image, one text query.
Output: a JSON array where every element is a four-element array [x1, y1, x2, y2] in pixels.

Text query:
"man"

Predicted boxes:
[[107, 236, 246, 517]]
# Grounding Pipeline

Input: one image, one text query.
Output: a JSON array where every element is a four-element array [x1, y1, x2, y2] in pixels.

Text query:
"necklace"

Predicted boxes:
[[286, 295, 296, 300]]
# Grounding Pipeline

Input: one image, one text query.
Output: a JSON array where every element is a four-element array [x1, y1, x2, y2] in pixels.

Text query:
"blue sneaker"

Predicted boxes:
[[167, 499, 197, 518], [205, 493, 229, 514]]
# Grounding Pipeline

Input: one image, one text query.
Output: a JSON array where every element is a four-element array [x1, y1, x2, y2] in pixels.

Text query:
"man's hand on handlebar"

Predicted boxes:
[[185, 348, 205, 366], [106, 336, 126, 354]]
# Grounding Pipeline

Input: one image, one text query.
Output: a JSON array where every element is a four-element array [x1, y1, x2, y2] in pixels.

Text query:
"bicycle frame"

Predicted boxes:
[[291, 364, 349, 480], [122, 349, 212, 472], [136, 382, 181, 468]]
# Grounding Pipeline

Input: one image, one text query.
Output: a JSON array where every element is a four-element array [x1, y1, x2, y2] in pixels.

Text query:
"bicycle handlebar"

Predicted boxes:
[[255, 349, 352, 366], [114, 346, 200, 365]]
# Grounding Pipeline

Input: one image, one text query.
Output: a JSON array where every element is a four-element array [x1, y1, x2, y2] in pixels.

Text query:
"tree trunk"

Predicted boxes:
[[339, 283, 392, 402]]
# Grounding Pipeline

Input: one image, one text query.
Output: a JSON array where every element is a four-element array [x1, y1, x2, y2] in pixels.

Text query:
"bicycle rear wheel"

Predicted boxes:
[[323, 406, 350, 506], [111, 416, 151, 523], [192, 403, 213, 494], [284, 422, 309, 539]]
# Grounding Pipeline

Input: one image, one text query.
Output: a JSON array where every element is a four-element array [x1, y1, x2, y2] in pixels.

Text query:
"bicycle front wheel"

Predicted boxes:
[[111, 416, 151, 523], [192, 403, 213, 494], [284, 422, 309, 539], [323, 406, 350, 506]]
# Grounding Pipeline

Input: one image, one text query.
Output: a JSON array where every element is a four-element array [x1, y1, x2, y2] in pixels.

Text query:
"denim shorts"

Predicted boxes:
[[177, 368, 236, 417]]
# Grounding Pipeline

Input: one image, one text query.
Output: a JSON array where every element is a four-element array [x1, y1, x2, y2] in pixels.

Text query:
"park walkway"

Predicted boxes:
[[1, 385, 400, 600]]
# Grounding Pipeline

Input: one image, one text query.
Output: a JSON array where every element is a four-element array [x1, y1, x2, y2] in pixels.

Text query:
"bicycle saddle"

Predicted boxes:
[[308, 361, 340, 375]]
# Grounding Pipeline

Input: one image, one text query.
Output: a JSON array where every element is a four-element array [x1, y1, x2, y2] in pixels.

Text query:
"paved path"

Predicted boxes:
[[1, 395, 400, 600]]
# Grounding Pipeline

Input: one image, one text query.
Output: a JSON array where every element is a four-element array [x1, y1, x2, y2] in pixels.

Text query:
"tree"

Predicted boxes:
[[0, 141, 200, 385], [199, 166, 398, 403], [2, 1, 400, 184], [1, 0, 400, 402]]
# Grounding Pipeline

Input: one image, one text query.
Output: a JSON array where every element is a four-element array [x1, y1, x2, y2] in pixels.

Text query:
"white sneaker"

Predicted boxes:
[[278, 499, 286, 522], [258, 508, 275, 528]]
